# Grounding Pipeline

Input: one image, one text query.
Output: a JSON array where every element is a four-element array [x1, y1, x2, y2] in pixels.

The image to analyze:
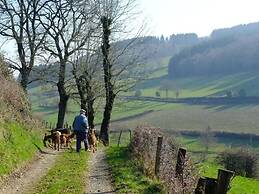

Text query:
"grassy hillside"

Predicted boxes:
[[0, 61, 44, 179], [29, 70, 259, 131], [0, 121, 43, 177], [130, 71, 259, 98]]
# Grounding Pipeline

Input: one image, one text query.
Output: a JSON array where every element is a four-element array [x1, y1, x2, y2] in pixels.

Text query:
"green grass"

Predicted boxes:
[[178, 135, 259, 194], [31, 151, 89, 194], [106, 146, 166, 194], [0, 121, 43, 176], [29, 69, 259, 128], [201, 161, 259, 194]]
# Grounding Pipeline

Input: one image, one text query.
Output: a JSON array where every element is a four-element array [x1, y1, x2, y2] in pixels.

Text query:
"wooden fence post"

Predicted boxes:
[[155, 136, 163, 176], [205, 177, 217, 194], [216, 169, 234, 194], [129, 129, 132, 142], [195, 177, 206, 194], [45, 122, 48, 128], [175, 147, 186, 178], [117, 130, 123, 147]]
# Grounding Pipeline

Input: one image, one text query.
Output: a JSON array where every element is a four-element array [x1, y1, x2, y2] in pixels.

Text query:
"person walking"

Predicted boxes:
[[72, 109, 90, 152]]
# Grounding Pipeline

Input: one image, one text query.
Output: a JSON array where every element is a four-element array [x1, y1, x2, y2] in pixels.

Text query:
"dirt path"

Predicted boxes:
[[0, 148, 60, 194], [85, 148, 115, 194]]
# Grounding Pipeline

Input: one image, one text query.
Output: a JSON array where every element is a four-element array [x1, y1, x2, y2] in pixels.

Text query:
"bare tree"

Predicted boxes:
[[39, 0, 96, 128], [0, 0, 52, 91], [200, 125, 216, 160], [97, 0, 146, 145], [71, 36, 104, 129]]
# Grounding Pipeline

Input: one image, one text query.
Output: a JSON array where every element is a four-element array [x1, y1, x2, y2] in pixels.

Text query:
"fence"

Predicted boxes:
[[109, 129, 132, 147], [41, 120, 71, 130], [129, 125, 235, 194]]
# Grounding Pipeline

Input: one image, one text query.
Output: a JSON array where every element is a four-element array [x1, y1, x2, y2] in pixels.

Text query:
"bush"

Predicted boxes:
[[130, 125, 198, 193], [155, 91, 160, 97], [0, 55, 12, 79], [217, 148, 258, 178], [226, 90, 233, 98], [0, 57, 30, 121], [134, 90, 142, 97], [238, 89, 247, 97]]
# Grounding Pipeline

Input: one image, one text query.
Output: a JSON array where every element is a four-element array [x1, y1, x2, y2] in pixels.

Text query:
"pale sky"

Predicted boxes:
[[139, 0, 259, 37]]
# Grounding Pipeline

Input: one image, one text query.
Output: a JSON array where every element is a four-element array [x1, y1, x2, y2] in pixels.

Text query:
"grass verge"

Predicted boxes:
[[0, 121, 43, 176], [106, 146, 166, 194], [31, 151, 89, 194], [202, 161, 259, 194], [179, 136, 259, 194]]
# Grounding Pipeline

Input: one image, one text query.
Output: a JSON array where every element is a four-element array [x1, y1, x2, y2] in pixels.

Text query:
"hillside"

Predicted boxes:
[[168, 22, 259, 78], [0, 59, 44, 179]]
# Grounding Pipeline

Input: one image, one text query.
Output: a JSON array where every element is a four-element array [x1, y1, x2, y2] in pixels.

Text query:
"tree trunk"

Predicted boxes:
[[80, 98, 87, 111], [87, 99, 95, 129], [74, 73, 96, 129], [20, 70, 29, 92], [56, 59, 69, 128], [99, 16, 114, 146], [80, 97, 95, 129], [56, 91, 69, 128], [100, 92, 115, 145]]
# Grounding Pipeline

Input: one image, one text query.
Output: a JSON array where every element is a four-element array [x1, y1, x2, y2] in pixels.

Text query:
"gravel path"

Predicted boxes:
[[85, 148, 115, 194], [0, 148, 60, 194]]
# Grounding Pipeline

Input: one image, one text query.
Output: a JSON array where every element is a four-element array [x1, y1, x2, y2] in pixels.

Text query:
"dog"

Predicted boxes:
[[88, 129, 97, 153], [43, 131, 61, 151], [43, 133, 52, 147], [49, 128, 71, 135], [52, 131, 61, 151], [60, 134, 67, 148], [60, 133, 75, 148]]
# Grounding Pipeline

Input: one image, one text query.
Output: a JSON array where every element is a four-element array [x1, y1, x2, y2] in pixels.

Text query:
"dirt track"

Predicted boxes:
[[85, 148, 115, 194], [0, 148, 60, 194]]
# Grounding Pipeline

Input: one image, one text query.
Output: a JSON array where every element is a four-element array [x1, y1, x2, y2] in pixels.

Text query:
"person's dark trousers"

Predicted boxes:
[[75, 131, 89, 152]]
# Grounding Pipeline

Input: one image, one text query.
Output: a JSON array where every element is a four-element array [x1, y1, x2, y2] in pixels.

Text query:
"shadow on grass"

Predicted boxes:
[[187, 103, 258, 111], [33, 142, 56, 155]]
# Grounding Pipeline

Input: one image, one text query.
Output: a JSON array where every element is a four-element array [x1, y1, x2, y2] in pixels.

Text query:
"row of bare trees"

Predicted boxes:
[[0, 0, 146, 145]]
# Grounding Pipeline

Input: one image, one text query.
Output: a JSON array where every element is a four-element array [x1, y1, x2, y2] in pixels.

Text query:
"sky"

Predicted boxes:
[[139, 0, 259, 37]]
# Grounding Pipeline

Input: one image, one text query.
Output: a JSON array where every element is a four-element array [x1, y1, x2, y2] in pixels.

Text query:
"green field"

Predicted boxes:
[[112, 101, 259, 134], [179, 135, 259, 194]]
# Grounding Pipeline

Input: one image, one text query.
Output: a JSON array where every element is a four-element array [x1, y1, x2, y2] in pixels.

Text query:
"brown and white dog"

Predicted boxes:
[[43, 131, 61, 151]]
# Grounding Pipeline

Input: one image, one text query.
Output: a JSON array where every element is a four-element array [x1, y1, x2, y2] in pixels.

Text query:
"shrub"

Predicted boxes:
[[134, 90, 142, 97], [0, 58, 30, 121], [226, 90, 233, 97], [238, 89, 247, 97], [155, 91, 160, 97], [217, 148, 258, 178], [0, 55, 12, 79], [130, 125, 198, 193]]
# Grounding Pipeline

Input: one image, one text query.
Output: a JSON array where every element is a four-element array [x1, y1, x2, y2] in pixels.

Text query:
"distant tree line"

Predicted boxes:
[[168, 22, 259, 78]]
